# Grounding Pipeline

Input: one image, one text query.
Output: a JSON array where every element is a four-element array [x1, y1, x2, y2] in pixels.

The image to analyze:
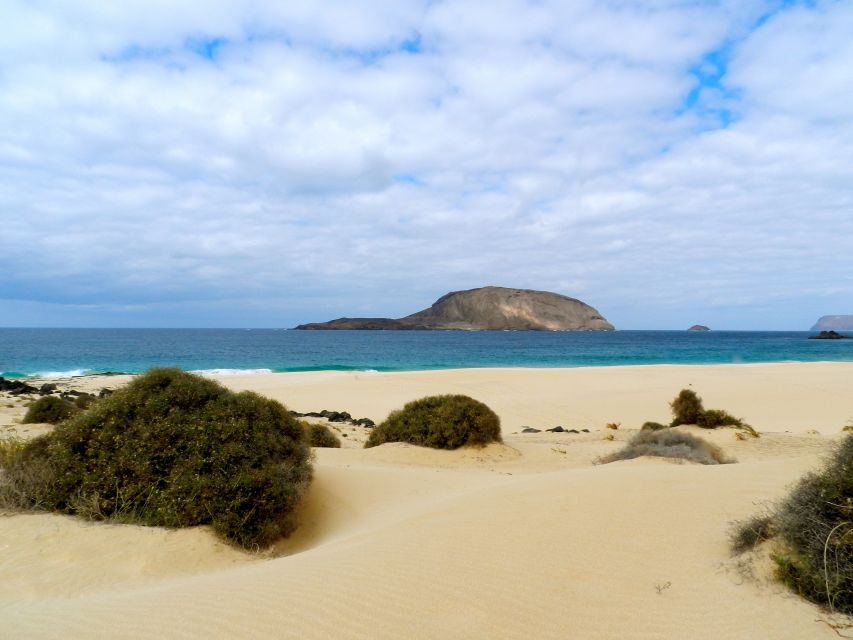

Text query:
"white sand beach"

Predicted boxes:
[[2, 362, 852, 639]]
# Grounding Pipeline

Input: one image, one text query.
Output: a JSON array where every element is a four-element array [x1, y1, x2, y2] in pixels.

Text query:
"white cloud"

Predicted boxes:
[[0, 0, 851, 328]]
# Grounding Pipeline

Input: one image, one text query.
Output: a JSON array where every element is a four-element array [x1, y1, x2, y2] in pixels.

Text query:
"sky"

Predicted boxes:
[[0, 0, 851, 330]]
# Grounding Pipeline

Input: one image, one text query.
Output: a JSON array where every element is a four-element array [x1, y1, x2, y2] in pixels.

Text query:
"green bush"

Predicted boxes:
[[0, 368, 312, 549], [22, 396, 77, 424], [303, 422, 341, 448], [596, 430, 734, 465], [753, 435, 853, 615], [641, 421, 669, 431], [365, 394, 501, 450], [669, 389, 705, 426]]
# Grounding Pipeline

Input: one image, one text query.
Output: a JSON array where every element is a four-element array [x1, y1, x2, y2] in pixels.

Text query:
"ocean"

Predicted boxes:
[[1, 328, 851, 379]]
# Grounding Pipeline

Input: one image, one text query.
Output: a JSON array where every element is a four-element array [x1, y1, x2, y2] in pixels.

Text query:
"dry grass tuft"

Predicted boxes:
[[596, 429, 735, 465]]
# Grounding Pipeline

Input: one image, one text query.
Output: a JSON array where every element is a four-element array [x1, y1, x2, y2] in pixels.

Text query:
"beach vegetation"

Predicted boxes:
[[22, 396, 77, 424], [0, 368, 313, 549], [670, 389, 705, 426], [729, 513, 775, 555], [596, 429, 734, 465], [606, 422, 620, 430], [669, 389, 755, 435], [365, 394, 501, 450], [641, 421, 669, 431], [302, 421, 341, 448], [731, 435, 853, 615]]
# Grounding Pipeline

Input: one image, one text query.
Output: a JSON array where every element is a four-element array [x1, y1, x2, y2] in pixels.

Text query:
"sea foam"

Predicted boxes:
[[30, 369, 91, 379], [190, 368, 274, 376]]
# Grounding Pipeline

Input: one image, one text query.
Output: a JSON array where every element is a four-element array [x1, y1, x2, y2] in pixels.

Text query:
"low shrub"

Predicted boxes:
[[0, 368, 313, 549], [596, 429, 734, 465], [22, 396, 77, 424], [365, 394, 501, 450], [606, 422, 620, 430], [761, 436, 853, 615], [641, 421, 669, 431], [669, 389, 754, 435], [303, 422, 341, 448]]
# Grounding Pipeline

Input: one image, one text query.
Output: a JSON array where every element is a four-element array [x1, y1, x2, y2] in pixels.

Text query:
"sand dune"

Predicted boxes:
[[2, 363, 850, 638]]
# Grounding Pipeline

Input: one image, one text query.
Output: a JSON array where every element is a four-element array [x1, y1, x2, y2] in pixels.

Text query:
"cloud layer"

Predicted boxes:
[[1, 0, 851, 328]]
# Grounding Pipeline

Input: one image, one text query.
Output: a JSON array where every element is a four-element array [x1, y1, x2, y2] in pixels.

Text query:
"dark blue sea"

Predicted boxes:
[[1, 329, 852, 379]]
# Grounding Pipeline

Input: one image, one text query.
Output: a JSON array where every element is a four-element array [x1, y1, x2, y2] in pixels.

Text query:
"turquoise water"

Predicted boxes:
[[1, 329, 851, 378]]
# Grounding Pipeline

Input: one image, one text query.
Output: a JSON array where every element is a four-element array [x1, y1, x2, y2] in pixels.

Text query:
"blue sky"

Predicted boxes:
[[0, 0, 851, 329]]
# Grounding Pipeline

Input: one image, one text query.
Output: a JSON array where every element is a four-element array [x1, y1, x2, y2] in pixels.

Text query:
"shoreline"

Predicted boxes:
[[12, 361, 849, 436], [8, 357, 853, 381]]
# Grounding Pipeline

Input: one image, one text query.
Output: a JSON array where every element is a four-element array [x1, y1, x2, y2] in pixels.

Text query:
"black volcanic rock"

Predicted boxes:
[[809, 330, 851, 340], [0, 377, 38, 395], [295, 286, 614, 331]]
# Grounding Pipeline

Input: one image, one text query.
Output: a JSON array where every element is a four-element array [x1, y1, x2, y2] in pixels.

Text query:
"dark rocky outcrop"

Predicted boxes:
[[295, 286, 614, 331], [809, 330, 851, 340], [296, 318, 417, 330], [688, 325, 710, 332], [812, 316, 853, 331], [289, 409, 375, 428], [0, 377, 38, 395]]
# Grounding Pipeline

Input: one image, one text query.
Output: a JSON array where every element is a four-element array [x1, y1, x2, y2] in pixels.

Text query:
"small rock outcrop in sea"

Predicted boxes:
[[812, 315, 853, 331], [688, 325, 710, 332], [809, 330, 851, 340], [295, 286, 614, 331]]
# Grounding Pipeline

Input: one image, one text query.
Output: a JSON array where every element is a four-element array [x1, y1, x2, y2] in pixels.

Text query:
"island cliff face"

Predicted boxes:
[[295, 286, 614, 331], [812, 316, 853, 331]]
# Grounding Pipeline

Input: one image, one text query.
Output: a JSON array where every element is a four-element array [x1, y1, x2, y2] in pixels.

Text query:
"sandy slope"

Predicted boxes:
[[2, 363, 851, 639]]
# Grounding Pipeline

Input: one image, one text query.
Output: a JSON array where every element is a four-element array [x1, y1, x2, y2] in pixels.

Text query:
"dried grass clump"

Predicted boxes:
[[729, 513, 775, 555], [596, 429, 734, 465], [641, 421, 669, 431], [366, 394, 501, 450], [0, 368, 313, 549]]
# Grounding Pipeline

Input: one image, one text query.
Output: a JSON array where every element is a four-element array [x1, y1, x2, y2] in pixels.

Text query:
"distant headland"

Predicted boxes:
[[295, 286, 614, 331], [811, 315, 853, 331]]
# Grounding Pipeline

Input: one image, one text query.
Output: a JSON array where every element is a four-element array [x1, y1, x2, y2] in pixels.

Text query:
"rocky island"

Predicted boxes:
[[295, 286, 614, 331], [688, 325, 710, 332]]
